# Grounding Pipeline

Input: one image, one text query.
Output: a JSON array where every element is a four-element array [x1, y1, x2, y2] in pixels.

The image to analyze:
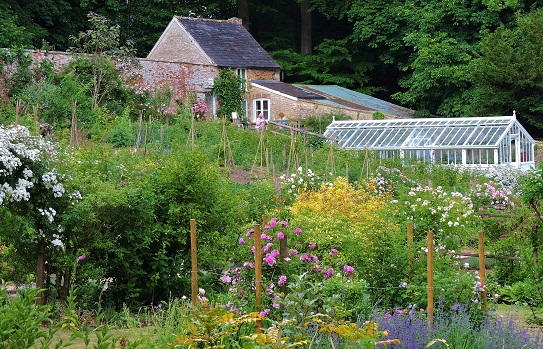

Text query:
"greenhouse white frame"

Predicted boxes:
[[323, 115, 536, 170]]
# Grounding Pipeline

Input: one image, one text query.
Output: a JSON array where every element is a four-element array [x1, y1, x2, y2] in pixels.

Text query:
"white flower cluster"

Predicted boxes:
[[38, 207, 56, 223], [279, 167, 332, 197], [452, 164, 524, 194], [42, 170, 65, 198], [1, 125, 59, 205]]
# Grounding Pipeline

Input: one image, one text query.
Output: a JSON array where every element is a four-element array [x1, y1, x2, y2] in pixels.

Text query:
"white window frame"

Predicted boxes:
[[236, 68, 247, 91], [253, 98, 270, 123]]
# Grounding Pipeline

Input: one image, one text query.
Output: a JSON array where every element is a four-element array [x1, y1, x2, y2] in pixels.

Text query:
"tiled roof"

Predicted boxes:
[[252, 80, 324, 99], [177, 17, 281, 69], [296, 85, 415, 118]]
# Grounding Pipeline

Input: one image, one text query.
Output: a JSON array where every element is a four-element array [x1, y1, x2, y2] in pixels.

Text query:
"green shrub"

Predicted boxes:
[[0, 287, 60, 349]]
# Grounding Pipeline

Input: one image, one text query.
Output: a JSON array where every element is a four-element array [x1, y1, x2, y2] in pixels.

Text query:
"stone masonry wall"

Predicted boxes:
[[1, 50, 221, 113]]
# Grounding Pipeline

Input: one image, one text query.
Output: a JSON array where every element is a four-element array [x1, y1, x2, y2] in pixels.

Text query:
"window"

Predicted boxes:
[[236, 68, 247, 91], [253, 98, 270, 122]]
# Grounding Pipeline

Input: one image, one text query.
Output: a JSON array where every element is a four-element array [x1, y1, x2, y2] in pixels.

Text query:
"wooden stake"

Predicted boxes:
[[190, 219, 198, 306], [427, 231, 434, 333], [15, 100, 20, 125], [478, 231, 487, 310], [33, 105, 39, 135], [70, 100, 78, 146], [136, 111, 143, 151]]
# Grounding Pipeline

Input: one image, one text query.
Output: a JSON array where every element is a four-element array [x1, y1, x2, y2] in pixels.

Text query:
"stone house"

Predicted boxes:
[[144, 16, 413, 123], [143, 16, 281, 122]]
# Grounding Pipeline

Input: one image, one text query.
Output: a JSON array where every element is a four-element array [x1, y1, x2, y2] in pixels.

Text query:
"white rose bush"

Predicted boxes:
[[0, 124, 80, 299]]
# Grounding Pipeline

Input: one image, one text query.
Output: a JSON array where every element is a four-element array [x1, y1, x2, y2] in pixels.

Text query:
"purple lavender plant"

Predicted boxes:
[[373, 303, 542, 349]]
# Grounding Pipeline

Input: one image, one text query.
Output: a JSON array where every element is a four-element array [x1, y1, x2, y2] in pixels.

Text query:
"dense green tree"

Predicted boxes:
[[470, 8, 543, 128], [0, 0, 85, 50], [347, 0, 531, 116], [0, 4, 34, 48]]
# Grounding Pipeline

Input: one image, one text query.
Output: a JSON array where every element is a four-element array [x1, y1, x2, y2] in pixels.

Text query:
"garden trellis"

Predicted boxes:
[[323, 114, 535, 170]]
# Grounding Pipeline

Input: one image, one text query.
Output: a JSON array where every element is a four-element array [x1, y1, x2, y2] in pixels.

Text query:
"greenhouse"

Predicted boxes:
[[323, 115, 536, 170]]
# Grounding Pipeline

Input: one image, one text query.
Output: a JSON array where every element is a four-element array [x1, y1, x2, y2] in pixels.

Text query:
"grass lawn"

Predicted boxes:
[[494, 303, 543, 339]]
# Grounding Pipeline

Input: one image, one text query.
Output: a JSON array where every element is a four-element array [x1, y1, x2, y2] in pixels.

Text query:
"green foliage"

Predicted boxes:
[[58, 143, 252, 308], [67, 11, 138, 110], [0, 47, 34, 97], [213, 68, 245, 120], [372, 111, 385, 120], [0, 6, 34, 48], [169, 302, 261, 348], [303, 113, 349, 134], [270, 45, 373, 91], [15, 73, 94, 128], [0, 287, 60, 349], [471, 8, 543, 127]]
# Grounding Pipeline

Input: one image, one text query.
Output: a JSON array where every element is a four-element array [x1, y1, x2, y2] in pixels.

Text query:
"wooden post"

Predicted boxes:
[[478, 231, 488, 310], [190, 219, 198, 306], [33, 105, 39, 135], [70, 100, 78, 146], [254, 224, 263, 333], [427, 231, 434, 332], [15, 100, 20, 125]]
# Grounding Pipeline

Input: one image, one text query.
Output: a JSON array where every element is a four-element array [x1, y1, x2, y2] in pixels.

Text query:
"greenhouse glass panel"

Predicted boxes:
[[345, 129, 374, 148], [351, 129, 385, 148], [377, 128, 410, 148]]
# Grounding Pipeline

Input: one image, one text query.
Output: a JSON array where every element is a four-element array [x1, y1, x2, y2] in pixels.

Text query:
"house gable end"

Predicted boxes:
[[147, 18, 212, 65]]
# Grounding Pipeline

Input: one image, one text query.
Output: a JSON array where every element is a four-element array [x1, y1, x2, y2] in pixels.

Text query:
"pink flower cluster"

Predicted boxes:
[[221, 218, 356, 315], [192, 100, 208, 119]]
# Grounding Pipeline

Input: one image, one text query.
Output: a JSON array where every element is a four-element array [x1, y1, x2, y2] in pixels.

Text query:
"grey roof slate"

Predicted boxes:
[[177, 17, 281, 69], [252, 80, 324, 99]]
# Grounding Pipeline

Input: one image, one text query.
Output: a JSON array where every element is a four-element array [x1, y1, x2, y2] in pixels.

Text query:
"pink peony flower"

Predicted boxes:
[[239, 238, 245, 245], [277, 232, 285, 240], [278, 275, 287, 286], [343, 265, 355, 276], [264, 254, 277, 266], [324, 268, 334, 280], [262, 242, 274, 253], [295, 227, 302, 235]]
